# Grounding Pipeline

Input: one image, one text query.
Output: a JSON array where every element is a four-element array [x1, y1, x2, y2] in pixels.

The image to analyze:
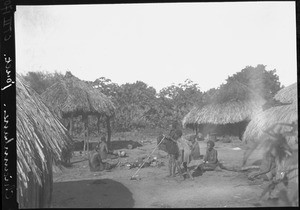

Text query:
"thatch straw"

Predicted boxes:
[[183, 80, 266, 128], [41, 71, 115, 118], [183, 99, 265, 127], [274, 83, 297, 103], [242, 83, 298, 145], [17, 75, 73, 208]]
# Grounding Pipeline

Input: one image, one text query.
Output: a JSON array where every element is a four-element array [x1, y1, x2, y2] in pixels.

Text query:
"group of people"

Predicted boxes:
[[89, 121, 278, 184], [160, 121, 278, 182], [157, 121, 219, 178]]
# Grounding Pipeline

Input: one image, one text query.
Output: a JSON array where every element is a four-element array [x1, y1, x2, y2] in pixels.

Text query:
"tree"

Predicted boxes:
[[116, 81, 158, 130], [92, 78, 159, 131], [158, 79, 204, 127], [22, 71, 64, 94], [202, 87, 218, 105], [226, 64, 282, 101], [90, 77, 120, 99]]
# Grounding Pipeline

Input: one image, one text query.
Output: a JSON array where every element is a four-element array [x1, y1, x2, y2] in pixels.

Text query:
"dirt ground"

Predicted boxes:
[[52, 133, 268, 208]]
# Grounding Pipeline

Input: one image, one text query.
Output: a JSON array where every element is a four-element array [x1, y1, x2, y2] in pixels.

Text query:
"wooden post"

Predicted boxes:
[[86, 116, 90, 155], [69, 115, 73, 136], [82, 114, 89, 156], [106, 115, 111, 150], [83, 116, 86, 153], [97, 114, 101, 136]]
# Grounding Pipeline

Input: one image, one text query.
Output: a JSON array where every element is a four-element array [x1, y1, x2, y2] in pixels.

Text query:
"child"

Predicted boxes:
[[190, 135, 201, 160]]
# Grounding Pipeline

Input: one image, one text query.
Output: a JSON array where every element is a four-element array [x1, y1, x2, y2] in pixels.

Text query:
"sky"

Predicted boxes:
[[15, 2, 297, 92]]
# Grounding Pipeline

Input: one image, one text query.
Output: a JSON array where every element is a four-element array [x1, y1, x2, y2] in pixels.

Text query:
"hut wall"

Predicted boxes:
[[198, 121, 249, 139], [17, 158, 53, 208]]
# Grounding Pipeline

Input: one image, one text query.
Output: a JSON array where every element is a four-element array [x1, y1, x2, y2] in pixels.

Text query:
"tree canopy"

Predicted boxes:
[[21, 71, 64, 94], [225, 64, 282, 101], [22, 64, 282, 133], [208, 64, 282, 104]]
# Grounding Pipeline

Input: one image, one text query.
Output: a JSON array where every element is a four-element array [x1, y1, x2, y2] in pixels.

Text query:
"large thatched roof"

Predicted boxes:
[[17, 75, 73, 208], [242, 83, 298, 144], [183, 81, 266, 128], [41, 72, 115, 118], [183, 99, 265, 127]]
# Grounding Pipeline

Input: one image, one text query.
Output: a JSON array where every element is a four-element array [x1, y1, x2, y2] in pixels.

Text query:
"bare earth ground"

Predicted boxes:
[[52, 132, 266, 208]]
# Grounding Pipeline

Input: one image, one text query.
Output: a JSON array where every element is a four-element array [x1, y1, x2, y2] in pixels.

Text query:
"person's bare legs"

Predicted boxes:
[[167, 155, 175, 177]]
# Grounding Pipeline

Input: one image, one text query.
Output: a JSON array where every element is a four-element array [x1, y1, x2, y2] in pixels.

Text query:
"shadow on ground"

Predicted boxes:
[[252, 159, 262, 166], [52, 179, 135, 208], [111, 140, 142, 150], [72, 140, 143, 151], [191, 167, 204, 178]]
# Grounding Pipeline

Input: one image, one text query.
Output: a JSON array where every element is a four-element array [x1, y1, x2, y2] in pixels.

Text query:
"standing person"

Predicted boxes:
[[98, 136, 108, 161], [167, 121, 183, 177], [189, 135, 201, 160], [177, 135, 194, 179], [196, 140, 218, 175]]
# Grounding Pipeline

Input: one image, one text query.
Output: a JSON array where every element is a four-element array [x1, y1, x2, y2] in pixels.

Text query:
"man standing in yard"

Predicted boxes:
[[196, 140, 218, 175], [166, 121, 183, 177]]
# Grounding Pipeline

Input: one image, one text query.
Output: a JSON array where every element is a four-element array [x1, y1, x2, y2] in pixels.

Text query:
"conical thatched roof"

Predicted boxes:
[[17, 75, 73, 208], [183, 81, 266, 128], [243, 83, 298, 144], [41, 71, 115, 118]]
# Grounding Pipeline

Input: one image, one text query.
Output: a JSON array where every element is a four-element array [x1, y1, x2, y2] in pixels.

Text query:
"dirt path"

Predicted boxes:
[[52, 138, 265, 208]]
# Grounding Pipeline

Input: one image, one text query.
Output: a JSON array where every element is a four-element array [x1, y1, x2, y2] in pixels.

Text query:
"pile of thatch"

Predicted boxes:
[[41, 71, 115, 119], [243, 83, 297, 144], [17, 75, 73, 208]]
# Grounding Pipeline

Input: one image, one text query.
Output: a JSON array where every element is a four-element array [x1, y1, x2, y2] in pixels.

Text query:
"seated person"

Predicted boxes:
[[248, 151, 276, 181], [89, 146, 118, 172], [196, 140, 218, 174]]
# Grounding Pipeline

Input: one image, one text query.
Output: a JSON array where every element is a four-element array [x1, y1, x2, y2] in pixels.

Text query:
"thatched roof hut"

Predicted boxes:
[[17, 75, 73, 208], [242, 83, 297, 145], [183, 99, 265, 126], [183, 81, 266, 138], [41, 71, 116, 149], [41, 71, 115, 119]]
